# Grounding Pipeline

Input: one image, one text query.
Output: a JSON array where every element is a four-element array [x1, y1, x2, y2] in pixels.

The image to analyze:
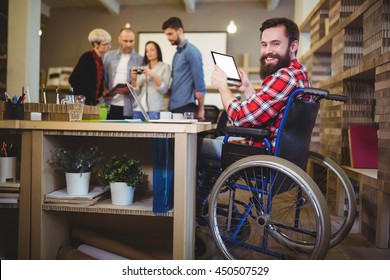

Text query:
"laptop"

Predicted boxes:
[[211, 51, 242, 87], [124, 82, 198, 123]]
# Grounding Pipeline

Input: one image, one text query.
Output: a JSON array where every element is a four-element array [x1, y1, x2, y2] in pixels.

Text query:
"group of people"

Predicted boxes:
[[70, 16, 311, 160], [69, 17, 205, 121]]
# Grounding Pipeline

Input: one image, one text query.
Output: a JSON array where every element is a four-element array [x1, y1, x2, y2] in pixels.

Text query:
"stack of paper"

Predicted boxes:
[[0, 182, 20, 204], [44, 186, 109, 206]]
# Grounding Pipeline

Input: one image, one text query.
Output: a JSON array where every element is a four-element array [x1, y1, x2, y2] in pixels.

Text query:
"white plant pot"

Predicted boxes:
[[110, 182, 134, 206], [65, 172, 91, 196], [0, 157, 17, 182]]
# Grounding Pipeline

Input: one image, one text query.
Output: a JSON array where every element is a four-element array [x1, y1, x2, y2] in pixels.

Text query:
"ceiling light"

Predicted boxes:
[[227, 20, 237, 34]]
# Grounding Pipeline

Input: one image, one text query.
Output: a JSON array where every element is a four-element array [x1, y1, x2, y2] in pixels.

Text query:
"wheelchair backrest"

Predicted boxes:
[[274, 88, 320, 170]]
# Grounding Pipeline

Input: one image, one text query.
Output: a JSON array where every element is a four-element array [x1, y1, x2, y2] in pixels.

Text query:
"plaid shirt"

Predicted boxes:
[[227, 59, 311, 146]]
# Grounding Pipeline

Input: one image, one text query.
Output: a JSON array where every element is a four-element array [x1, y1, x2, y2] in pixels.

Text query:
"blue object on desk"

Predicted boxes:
[[153, 138, 174, 213]]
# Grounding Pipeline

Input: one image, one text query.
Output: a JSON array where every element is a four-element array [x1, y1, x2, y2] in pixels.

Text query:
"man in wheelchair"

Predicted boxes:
[[199, 17, 311, 171], [196, 17, 353, 260]]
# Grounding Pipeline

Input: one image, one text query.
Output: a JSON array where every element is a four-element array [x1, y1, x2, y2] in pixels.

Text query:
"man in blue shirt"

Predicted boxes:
[[162, 17, 206, 120]]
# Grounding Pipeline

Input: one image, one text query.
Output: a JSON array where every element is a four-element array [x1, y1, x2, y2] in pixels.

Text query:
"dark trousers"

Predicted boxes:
[[171, 103, 197, 113]]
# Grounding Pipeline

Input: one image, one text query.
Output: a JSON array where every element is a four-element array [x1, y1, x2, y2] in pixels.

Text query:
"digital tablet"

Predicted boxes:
[[211, 51, 242, 87], [106, 83, 127, 98]]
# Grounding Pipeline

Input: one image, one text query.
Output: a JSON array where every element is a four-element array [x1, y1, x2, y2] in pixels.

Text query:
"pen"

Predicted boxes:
[[26, 86, 30, 103], [2, 142, 7, 157], [56, 86, 60, 104], [42, 83, 47, 104]]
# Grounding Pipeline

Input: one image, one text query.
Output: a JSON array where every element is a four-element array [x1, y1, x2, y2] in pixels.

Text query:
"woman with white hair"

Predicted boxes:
[[69, 28, 112, 105]]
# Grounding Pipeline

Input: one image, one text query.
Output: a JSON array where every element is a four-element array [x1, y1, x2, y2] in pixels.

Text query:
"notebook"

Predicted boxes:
[[124, 82, 198, 123], [348, 124, 378, 169], [211, 51, 242, 87]]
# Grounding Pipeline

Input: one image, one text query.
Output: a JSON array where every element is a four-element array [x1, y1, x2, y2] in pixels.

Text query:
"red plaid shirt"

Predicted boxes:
[[227, 59, 311, 146]]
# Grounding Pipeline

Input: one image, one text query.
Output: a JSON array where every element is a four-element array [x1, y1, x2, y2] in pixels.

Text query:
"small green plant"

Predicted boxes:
[[98, 154, 145, 188], [48, 145, 102, 173]]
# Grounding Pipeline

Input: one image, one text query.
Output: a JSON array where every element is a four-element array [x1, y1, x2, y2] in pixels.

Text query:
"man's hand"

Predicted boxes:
[[236, 68, 255, 98], [236, 68, 250, 91], [104, 95, 113, 101], [211, 65, 228, 90], [115, 86, 130, 95], [196, 106, 205, 121], [194, 91, 205, 121]]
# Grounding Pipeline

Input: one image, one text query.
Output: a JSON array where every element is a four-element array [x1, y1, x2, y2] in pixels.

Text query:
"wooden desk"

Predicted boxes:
[[3, 120, 213, 259]]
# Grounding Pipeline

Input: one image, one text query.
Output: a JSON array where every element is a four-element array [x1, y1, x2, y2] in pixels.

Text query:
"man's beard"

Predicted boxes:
[[259, 51, 291, 80], [171, 36, 180, 46]]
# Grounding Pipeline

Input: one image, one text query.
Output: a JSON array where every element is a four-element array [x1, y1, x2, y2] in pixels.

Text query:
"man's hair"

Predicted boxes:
[[260, 17, 300, 46], [119, 27, 136, 36], [162, 17, 184, 31]]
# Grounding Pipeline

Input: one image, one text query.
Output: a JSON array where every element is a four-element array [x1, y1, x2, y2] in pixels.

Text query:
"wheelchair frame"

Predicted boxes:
[[196, 88, 356, 259]]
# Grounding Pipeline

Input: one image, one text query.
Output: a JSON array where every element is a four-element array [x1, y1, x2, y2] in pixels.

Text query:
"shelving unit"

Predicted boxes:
[[299, 0, 390, 248], [0, 124, 30, 259], [4, 120, 211, 260], [0, 181, 20, 260]]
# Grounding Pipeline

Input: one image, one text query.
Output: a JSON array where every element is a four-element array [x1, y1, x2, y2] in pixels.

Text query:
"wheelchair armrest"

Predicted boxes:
[[226, 126, 270, 139], [198, 128, 217, 138]]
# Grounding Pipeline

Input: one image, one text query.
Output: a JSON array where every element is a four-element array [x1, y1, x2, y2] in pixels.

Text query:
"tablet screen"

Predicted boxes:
[[211, 51, 241, 82]]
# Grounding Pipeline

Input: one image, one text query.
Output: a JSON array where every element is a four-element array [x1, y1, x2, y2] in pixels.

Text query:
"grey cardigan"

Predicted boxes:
[[134, 62, 171, 112]]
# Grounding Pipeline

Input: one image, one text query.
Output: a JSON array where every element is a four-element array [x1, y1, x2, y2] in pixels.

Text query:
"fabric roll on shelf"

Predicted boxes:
[[71, 227, 157, 260], [56, 245, 96, 260], [77, 244, 129, 260]]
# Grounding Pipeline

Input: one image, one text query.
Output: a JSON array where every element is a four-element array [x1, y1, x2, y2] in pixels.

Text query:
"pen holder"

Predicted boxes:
[[0, 157, 17, 182], [6, 103, 24, 120]]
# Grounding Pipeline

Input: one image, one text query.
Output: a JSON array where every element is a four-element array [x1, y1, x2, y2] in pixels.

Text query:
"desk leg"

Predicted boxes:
[[18, 130, 32, 259], [173, 133, 197, 259]]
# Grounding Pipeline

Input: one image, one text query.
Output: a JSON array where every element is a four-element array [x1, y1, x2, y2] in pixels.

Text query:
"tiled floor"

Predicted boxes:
[[325, 233, 390, 260], [325, 218, 390, 260], [205, 218, 390, 260]]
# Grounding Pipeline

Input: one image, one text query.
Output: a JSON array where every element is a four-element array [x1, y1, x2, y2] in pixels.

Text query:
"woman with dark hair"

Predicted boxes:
[[131, 41, 171, 120]]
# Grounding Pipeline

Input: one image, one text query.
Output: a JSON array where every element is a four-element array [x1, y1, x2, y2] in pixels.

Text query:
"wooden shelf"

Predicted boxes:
[[314, 51, 389, 88], [42, 196, 173, 217], [0, 203, 18, 209], [299, 0, 378, 62], [299, 0, 328, 33], [301, 0, 390, 248]]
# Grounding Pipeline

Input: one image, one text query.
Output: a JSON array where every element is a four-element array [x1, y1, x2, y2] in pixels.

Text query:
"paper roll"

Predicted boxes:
[[77, 244, 129, 260], [56, 245, 96, 260], [71, 228, 156, 260]]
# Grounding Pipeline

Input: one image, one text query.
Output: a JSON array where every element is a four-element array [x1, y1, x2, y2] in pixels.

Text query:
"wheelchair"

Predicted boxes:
[[195, 88, 356, 260]]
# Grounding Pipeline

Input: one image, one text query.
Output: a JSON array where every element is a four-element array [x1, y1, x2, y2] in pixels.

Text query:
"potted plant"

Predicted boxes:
[[48, 145, 102, 195], [98, 154, 145, 205]]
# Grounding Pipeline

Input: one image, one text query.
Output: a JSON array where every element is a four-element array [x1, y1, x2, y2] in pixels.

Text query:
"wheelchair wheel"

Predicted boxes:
[[208, 155, 331, 260], [307, 151, 356, 248]]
